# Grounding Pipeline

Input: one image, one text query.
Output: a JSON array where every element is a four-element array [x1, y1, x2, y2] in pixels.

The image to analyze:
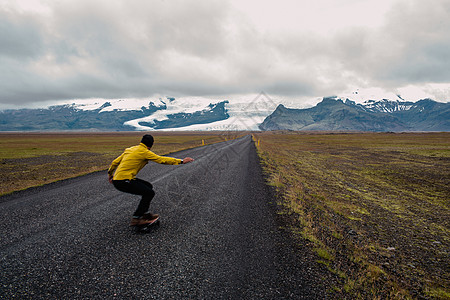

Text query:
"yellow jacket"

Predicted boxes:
[[108, 143, 182, 180]]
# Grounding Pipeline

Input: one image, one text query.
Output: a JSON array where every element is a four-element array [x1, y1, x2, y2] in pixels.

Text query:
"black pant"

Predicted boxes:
[[112, 178, 156, 217]]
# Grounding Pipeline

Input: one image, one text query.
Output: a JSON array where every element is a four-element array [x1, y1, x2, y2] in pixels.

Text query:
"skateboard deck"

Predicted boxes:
[[134, 216, 160, 233]]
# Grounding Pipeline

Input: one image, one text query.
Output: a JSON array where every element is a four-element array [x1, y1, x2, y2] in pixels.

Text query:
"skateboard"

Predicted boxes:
[[134, 216, 160, 233]]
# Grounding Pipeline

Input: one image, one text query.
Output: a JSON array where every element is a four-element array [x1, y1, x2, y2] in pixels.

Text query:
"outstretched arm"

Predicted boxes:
[[145, 149, 194, 165]]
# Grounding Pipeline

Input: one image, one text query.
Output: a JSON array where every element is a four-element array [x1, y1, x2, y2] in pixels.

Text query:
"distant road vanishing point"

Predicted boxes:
[[0, 135, 327, 299]]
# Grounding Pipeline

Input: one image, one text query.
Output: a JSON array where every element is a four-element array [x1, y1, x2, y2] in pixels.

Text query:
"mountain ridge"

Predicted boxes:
[[259, 97, 450, 132], [0, 94, 449, 132], [0, 99, 230, 131]]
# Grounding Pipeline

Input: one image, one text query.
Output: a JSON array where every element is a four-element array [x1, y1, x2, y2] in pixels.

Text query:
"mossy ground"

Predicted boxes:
[[254, 131, 449, 299]]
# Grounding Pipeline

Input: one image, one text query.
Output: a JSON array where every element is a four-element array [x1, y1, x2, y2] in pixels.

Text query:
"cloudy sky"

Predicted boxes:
[[1, 0, 450, 109]]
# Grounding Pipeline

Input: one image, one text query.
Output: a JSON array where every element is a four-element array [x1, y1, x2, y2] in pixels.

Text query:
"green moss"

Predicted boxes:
[[314, 247, 334, 261], [343, 279, 356, 293], [316, 260, 330, 267], [332, 231, 344, 239], [425, 286, 450, 299]]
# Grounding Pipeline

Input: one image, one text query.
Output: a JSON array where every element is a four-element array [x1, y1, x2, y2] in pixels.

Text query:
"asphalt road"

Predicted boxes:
[[0, 135, 328, 299]]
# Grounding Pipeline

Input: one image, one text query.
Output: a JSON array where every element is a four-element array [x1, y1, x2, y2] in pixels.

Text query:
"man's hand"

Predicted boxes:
[[108, 175, 114, 183], [182, 157, 194, 164]]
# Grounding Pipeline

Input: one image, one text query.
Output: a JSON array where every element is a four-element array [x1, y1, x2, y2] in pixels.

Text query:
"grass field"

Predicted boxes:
[[0, 132, 236, 196], [254, 132, 449, 299]]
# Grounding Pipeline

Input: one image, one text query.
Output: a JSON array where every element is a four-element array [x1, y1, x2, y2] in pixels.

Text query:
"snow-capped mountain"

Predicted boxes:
[[350, 99, 415, 113], [0, 90, 448, 131], [333, 88, 416, 113], [259, 96, 450, 131], [0, 94, 279, 131]]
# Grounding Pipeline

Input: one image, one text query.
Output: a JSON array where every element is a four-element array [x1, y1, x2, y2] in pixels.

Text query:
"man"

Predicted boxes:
[[108, 134, 194, 226]]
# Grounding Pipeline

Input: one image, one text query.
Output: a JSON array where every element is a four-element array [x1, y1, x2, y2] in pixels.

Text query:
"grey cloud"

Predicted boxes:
[[0, 0, 288, 105], [369, 0, 450, 86], [48, 0, 232, 93], [336, 0, 450, 87], [263, 0, 450, 92], [0, 0, 449, 107], [0, 10, 44, 59]]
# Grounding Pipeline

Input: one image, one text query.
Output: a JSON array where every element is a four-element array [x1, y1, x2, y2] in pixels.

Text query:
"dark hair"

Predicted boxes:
[[141, 134, 154, 148]]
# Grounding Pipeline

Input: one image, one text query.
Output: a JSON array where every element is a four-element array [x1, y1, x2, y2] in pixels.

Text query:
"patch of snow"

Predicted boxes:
[[124, 96, 222, 130], [123, 93, 295, 131], [339, 87, 406, 104], [57, 98, 166, 112]]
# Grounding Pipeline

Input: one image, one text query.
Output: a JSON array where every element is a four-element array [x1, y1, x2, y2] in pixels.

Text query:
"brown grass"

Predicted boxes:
[[254, 131, 450, 299]]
